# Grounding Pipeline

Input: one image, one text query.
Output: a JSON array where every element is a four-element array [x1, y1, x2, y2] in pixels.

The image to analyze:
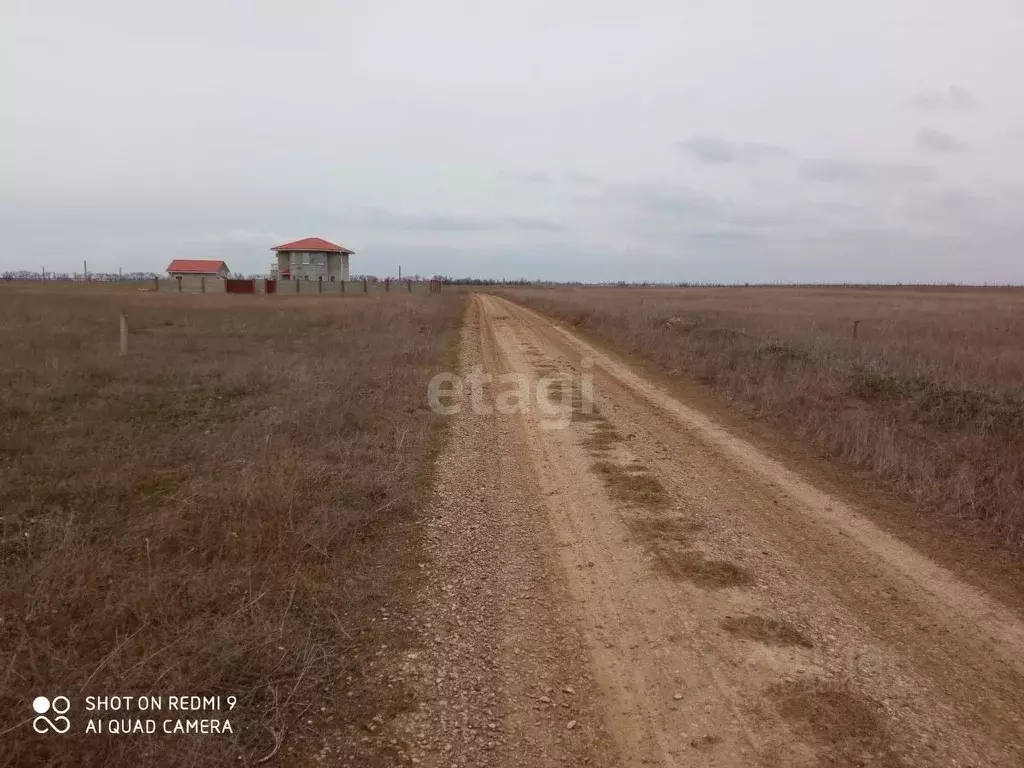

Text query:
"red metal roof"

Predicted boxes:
[[167, 259, 228, 274], [271, 237, 353, 254]]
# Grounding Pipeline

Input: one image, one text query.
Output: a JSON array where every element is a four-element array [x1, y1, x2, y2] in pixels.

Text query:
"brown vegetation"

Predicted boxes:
[[590, 460, 666, 507], [501, 286, 1024, 547], [721, 615, 813, 648], [770, 679, 902, 767], [0, 284, 464, 765]]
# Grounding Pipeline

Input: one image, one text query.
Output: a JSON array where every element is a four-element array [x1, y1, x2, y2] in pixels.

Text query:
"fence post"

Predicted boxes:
[[176, 276, 182, 293], [853, 320, 860, 339], [407, 279, 412, 293], [201, 276, 205, 294], [385, 278, 390, 293], [296, 279, 300, 294], [153, 276, 159, 292], [119, 312, 128, 356], [363, 279, 368, 293], [341, 279, 345, 295], [318, 275, 323, 293]]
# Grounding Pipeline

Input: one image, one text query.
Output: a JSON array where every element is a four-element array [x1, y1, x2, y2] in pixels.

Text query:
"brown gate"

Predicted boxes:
[[265, 279, 277, 294], [225, 279, 255, 294]]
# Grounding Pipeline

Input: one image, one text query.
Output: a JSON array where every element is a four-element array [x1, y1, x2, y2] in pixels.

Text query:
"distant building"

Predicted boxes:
[[271, 237, 354, 282], [167, 259, 231, 279]]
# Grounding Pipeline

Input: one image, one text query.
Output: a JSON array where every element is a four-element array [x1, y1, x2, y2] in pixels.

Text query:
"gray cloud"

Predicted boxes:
[[802, 159, 936, 185], [916, 127, 968, 153], [347, 207, 566, 233], [499, 215, 566, 232], [197, 229, 288, 246], [675, 136, 790, 165], [903, 187, 1014, 230], [911, 85, 980, 112], [677, 136, 939, 188], [502, 171, 553, 185], [564, 170, 602, 186], [601, 181, 792, 238]]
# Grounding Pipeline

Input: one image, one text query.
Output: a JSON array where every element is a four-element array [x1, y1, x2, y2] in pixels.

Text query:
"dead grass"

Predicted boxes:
[[570, 389, 603, 422], [590, 460, 666, 507], [582, 420, 624, 452], [653, 551, 753, 589], [623, 504, 752, 589], [501, 286, 1024, 547], [626, 515, 701, 545], [0, 285, 465, 765]]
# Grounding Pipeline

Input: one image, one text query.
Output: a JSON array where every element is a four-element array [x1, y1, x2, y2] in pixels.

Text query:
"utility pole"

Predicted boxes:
[[83, 260, 88, 282], [399, 265, 402, 280]]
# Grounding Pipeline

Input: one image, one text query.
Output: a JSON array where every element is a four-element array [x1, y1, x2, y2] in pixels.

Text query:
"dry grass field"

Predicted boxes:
[[0, 283, 464, 765], [499, 286, 1024, 548]]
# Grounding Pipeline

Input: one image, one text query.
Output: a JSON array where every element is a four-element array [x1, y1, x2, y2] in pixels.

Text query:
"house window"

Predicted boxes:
[[302, 253, 310, 265]]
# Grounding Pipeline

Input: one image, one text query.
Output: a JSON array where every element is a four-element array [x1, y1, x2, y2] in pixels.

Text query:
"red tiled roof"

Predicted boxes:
[[271, 237, 353, 254], [167, 259, 228, 274]]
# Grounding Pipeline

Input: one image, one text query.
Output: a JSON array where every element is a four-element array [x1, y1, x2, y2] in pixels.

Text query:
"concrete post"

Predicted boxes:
[[318, 275, 323, 293]]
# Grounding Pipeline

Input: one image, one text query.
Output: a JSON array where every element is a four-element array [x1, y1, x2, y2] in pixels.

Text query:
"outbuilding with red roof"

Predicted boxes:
[[167, 259, 231, 279], [271, 237, 354, 282]]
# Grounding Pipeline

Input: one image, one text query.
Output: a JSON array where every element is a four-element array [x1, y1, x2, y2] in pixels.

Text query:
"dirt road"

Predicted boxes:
[[392, 294, 1024, 767]]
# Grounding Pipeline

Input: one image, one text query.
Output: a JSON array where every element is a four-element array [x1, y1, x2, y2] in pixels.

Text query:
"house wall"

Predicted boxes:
[[160, 275, 227, 293], [278, 251, 350, 282]]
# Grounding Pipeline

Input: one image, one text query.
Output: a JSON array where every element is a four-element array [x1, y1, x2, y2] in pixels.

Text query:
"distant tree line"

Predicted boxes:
[[2, 270, 161, 282], [427, 278, 1023, 288], [431, 276, 537, 286]]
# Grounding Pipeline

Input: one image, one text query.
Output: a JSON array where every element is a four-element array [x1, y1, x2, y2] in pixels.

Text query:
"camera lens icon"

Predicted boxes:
[[32, 695, 71, 734]]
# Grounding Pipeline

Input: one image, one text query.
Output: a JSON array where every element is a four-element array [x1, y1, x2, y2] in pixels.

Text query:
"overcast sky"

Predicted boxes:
[[3, 1, 1024, 282]]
